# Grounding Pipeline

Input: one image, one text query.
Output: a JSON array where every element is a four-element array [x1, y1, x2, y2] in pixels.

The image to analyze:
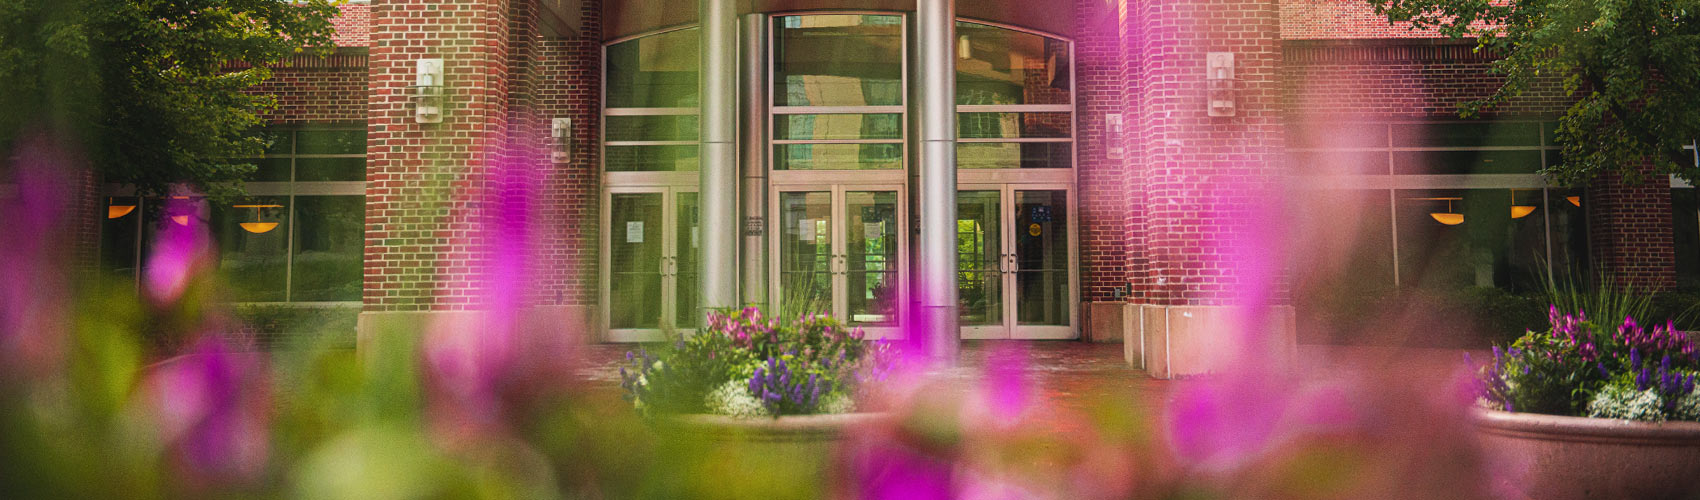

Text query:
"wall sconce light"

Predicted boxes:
[[410, 58, 445, 124], [958, 35, 971, 60], [1206, 52, 1237, 117], [1510, 190, 1537, 219], [550, 117, 573, 164], [1566, 195, 1582, 207], [107, 198, 136, 219], [169, 196, 193, 226], [233, 204, 284, 234]]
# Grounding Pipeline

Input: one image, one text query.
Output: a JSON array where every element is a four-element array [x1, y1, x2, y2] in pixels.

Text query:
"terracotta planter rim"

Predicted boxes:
[[1473, 407, 1700, 445]]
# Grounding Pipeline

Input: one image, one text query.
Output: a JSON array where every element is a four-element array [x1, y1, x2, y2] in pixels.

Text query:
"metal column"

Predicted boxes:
[[913, 0, 959, 364], [739, 13, 768, 308], [699, 0, 740, 311]]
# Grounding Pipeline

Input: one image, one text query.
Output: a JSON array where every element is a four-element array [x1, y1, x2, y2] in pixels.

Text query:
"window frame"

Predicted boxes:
[[952, 20, 1077, 172]]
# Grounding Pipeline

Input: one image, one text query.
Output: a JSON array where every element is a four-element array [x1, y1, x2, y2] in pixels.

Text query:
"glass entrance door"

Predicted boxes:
[[772, 184, 906, 338], [604, 186, 699, 341], [957, 186, 1075, 339]]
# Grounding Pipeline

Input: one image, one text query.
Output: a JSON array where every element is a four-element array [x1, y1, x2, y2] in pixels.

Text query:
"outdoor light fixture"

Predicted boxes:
[[169, 196, 192, 226], [107, 198, 135, 219], [1420, 197, 1464, 225], [233, 204, 284, 234], [550, 117, 573, 163], [1567, 196, 1582, 207], [1206, 52, 1236, 117], [409, 58, 445, 124], [958, 35, 971, 59], [1510, 190, 1536, 219]]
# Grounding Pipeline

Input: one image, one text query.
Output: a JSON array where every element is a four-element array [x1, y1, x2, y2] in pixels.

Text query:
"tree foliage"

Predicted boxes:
[[0, 0, 340, 199], [1369, 0, 1700, 186]]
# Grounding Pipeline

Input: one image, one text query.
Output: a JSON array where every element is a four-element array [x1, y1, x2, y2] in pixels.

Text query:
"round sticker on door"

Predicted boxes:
[[1028, 223, 1042, 236]]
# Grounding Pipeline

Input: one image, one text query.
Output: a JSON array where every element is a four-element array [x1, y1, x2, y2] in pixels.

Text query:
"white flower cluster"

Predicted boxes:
[[1587, 385, 1674, 422], [819, 392, 855, 414], [705, 380, 769, 418]]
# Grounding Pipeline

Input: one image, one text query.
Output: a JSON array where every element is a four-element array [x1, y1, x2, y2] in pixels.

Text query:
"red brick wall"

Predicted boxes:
[[1589, 168, 1678, 291], [533, 3, 603, 306], [1073, 0, 1129, 303], [249, 53, 370, 124], [1133, 0, 1287, 307], [365, 0, 516, 312]]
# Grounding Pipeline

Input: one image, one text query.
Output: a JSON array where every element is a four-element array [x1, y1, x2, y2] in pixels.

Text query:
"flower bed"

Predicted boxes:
[[619, 307, 892, 419]]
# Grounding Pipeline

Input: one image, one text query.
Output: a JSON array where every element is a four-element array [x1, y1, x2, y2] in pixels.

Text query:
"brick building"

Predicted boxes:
[[88, 0, 1699, 377]]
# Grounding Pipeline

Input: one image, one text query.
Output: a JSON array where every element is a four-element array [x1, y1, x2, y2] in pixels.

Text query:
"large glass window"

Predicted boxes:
[[97, 126, 366, 303], [771, 15, 905, 171], [604, 28, 700, 172], [954, 22, 1073, 169], [1289, 121, 1586, 292]]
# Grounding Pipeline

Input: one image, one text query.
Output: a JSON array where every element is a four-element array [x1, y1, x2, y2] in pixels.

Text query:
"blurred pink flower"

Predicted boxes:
[[0, 136, 77, 378], [144, 197, 212, 306], [145, 338, 271, 486]]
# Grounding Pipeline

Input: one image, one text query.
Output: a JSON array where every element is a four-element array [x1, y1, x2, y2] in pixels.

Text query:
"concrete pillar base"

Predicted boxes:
[[1133, 304, 1296, 379], [1083, 301, 1129, 343], [356, 305, 596, 362]]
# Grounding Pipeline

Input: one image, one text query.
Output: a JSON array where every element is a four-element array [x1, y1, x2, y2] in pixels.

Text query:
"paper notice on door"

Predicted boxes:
[[625, 221, 644, 243], [799, 219, 816, 242], [863, 221, 883, 237]]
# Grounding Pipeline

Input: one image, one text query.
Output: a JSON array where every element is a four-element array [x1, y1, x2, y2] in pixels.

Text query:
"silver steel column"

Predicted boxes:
[[740, 13, 768, 308], [914, 0, 959, 364], [700, 0, 739, 310]]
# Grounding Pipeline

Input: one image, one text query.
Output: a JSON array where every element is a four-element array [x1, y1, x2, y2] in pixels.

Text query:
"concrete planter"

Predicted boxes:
[[1473, 408, 1700, 500], [658, 413, 891, 495], [664, 412, 890, 444]]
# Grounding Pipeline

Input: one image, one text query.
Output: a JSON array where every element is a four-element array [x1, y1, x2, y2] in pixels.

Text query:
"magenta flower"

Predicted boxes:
[[145, 338, 270, 486], [144, 196, 212, 306]]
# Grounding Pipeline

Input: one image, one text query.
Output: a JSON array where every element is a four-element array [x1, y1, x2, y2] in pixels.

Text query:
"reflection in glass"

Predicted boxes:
[[1393, 150, 1543, 175], [958, 112, 1070, 139], [776, 114, 902, 141], [774, 143, 902, 170], [606, 28, 700, 108], [779, 192, 832, 316], [1550, 189, 1590, 281], [100, 197, 143, 289], [846, 191, 897, 325], [956, 22, 1070, 106], [295, 157, 365, 182], [610, 193, 664, 329], [1392, 122, 1543, 149], [957, 191, 1002, 326], [291, 196, 364, 301], [605, 145, 699, 172], [773, 15, 903, 107], [1396, 189, 1546, 292], [956, 142, 1071, 169], [1014, 191, 1067, 325], [295, 129, 366, 155], [1290, 189, 1395, 335], [213, 197, 290, 302], [675, 193, 700, 328], [605, 115, 699, 142]]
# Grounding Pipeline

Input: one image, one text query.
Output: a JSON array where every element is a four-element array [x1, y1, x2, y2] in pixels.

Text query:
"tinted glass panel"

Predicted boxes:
[[605, 145, 699, 172], [1014, 190, 1068, 325], [605, 115, 699, 142], [295, 157, 365, 182], [1392, 122, 1543, 148], [958, 113, 1070, 139], [1393, 150, 1543, 175], [1288, 122, 1389, 149], [609, 193, 665, 329], [956, 22, 1070, 106], [956, 142, 1071, 169], [1396, 189, 1546, 293], [606, 28, 700, 108], [296, 129, 365, 155], [291, 196, 363, 301], [248, 158, 292, 182], [773, 143, 902, 170], [213, 197, 290, 302], [1290, 189, 1395, 338], [957, 191, 1002, 326], [99, 197, 143, 288], [773, 15, 903, 107], [1284, 151, 1391, 176], [775, 114, 902, 141], [1675, 189, 1699, 289]]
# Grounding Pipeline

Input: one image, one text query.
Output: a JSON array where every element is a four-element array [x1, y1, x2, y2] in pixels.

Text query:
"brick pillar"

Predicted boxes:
[[1129, 0, 1293, 377], [1589, 169, 1677, 292], [360, 0, 518, 339], [533, 1, 602, 330], [1075, 0, 1133, 344]]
